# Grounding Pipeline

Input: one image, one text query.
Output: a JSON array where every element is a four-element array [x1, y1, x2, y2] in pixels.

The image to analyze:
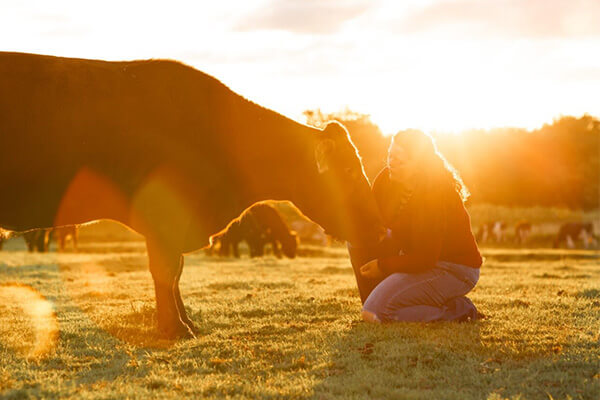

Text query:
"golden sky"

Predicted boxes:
[[2, 0, 599, 134]]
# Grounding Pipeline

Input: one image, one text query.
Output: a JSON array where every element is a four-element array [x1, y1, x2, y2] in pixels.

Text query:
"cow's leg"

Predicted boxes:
[[58, 233, 66, 251], [42, 229, 51, 252], [249, 241, 258, 258], [219, 237, 230, 257], [232, 241, 240, 258], [566, 235, 575, 249], [35, 231, 45, 252], [249, 239, 262, 258], [271, 239, 282, 258], [146, 240, 195, 339], [173, 260, 198, 334], [25, 235, 34, 252], [255, 240, 265, 257]]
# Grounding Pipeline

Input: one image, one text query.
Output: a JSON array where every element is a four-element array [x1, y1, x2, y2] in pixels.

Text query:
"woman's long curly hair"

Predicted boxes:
[[389, 130, 470, 202]]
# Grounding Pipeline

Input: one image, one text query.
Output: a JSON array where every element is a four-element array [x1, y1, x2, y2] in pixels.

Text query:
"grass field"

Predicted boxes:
[[0, 239, 599, 399]]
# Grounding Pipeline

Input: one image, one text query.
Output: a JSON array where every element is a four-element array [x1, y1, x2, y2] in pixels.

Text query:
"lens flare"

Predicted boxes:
[[0, 283, 59, 359]]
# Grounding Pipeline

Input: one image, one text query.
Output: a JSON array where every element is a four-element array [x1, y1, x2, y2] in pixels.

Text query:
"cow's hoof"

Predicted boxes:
[[185, 321, 200, 335], [160, 322, 196, 340]]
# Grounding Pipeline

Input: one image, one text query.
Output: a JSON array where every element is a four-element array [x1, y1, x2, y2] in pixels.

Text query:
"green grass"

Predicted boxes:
[[0, 242, 598, 399]]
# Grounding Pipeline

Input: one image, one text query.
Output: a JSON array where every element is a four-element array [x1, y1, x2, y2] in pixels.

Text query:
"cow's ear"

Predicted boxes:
[[315, 138, 336, 174]]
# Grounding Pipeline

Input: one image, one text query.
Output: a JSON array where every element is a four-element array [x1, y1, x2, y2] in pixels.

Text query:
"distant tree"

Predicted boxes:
[[304, 110, 599, 210], [435, 115, 599, 210]]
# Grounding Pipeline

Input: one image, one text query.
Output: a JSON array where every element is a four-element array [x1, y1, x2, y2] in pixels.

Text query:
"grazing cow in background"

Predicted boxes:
[[554, 222, 598, 249], [210, 212, 261, 258], [514, 221, 532, 245], [476, 221, 506, 244], [248, 203, 298, 258], [0, 52, 385, 339], [210, 203, 298, 258]]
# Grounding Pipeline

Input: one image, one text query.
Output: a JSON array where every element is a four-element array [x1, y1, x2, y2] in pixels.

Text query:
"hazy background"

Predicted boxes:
[[2, 0, 599, 133]]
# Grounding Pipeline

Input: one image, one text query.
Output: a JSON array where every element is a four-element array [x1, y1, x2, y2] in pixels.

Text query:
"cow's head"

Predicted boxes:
[[280, 231, 298, 258], [310, 121, 385, 246]]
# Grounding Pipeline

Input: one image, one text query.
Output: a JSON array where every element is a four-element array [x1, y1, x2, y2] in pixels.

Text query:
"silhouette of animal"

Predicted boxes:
[[210, 213, 261, 258], [250, 203, 298, 258], [0, 52, 385, 339], [23, 229, 52, 252], [554, 222, 597, 249], [210, 203, 298, 258], [514, 221, 532, 245], [476, 221, 506, 243]]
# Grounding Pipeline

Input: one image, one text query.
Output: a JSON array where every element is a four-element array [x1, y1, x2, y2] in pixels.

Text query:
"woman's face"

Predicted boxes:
[[388, 141, 417, 183]]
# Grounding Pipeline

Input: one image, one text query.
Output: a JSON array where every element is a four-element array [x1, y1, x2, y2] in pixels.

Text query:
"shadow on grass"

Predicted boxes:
[[312, 318, 599, 400]]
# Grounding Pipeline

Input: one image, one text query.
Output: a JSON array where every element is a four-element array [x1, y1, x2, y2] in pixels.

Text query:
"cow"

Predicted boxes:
[[23, 228, 52, 252], [0, 52, 385, 339], [553, 222, 598, 249], [245, 203, 298, 258], [210, 203, 298, 258], [209, 212, 261, 258], [514, 221, 532, 245], [476, 221, 506, 244]]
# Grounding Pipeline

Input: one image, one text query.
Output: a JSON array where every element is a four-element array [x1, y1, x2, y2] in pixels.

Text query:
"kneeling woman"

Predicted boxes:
[[349, 130, 482, 323]]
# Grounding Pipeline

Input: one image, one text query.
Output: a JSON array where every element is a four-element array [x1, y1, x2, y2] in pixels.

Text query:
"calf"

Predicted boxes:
[[210, 203, 297, 258]]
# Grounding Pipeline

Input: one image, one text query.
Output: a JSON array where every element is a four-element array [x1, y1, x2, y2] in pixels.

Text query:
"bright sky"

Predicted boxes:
[[2, 0, 599, 134]]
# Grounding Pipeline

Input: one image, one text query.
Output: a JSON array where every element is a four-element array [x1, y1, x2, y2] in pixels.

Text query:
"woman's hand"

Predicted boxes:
[[360, 259, 384, 280]]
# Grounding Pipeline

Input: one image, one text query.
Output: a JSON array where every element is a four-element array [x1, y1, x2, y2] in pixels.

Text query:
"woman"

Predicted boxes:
[[348, 130, 483, 323]]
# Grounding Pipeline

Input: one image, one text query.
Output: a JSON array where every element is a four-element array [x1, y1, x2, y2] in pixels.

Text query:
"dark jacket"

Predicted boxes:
[[372, 168, 482, 275]]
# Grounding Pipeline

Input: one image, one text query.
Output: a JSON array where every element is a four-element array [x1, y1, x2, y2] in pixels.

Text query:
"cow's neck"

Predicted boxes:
[[225, 99, 322, 208]]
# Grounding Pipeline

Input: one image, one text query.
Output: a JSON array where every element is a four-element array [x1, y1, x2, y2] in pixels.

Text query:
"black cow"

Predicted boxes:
[[210, 203, 298, 258], [0, 52, 385, 339]]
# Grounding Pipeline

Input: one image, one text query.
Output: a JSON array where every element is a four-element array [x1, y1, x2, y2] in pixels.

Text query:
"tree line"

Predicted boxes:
[[304, 110, 599, 210]]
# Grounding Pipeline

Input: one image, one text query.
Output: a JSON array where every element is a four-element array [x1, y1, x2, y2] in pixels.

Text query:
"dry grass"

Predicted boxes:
[[0, 241, 598, 399]]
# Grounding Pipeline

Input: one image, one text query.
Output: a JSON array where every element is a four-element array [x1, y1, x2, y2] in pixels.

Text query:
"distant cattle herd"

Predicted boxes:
[[0, 225, 78, 252], [475, 220, 598, 249], [0, 216, 597, 253]]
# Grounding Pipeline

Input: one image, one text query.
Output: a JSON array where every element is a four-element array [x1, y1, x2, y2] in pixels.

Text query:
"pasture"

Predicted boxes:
[[0, 227, 598, 400]]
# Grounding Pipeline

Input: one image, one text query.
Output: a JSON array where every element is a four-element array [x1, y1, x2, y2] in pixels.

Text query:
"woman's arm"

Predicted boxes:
[[347, 231, 398, 304]]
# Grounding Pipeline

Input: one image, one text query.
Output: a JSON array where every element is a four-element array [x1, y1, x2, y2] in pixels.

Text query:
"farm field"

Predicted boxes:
[[0, 238, 598, 400]]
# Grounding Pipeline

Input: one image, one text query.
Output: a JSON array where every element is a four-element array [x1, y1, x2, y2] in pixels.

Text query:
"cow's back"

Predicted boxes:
[[0, 52, 239, 232]]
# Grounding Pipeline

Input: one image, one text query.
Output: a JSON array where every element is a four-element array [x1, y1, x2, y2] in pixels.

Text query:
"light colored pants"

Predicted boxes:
[[362, 261, 480, 322]]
